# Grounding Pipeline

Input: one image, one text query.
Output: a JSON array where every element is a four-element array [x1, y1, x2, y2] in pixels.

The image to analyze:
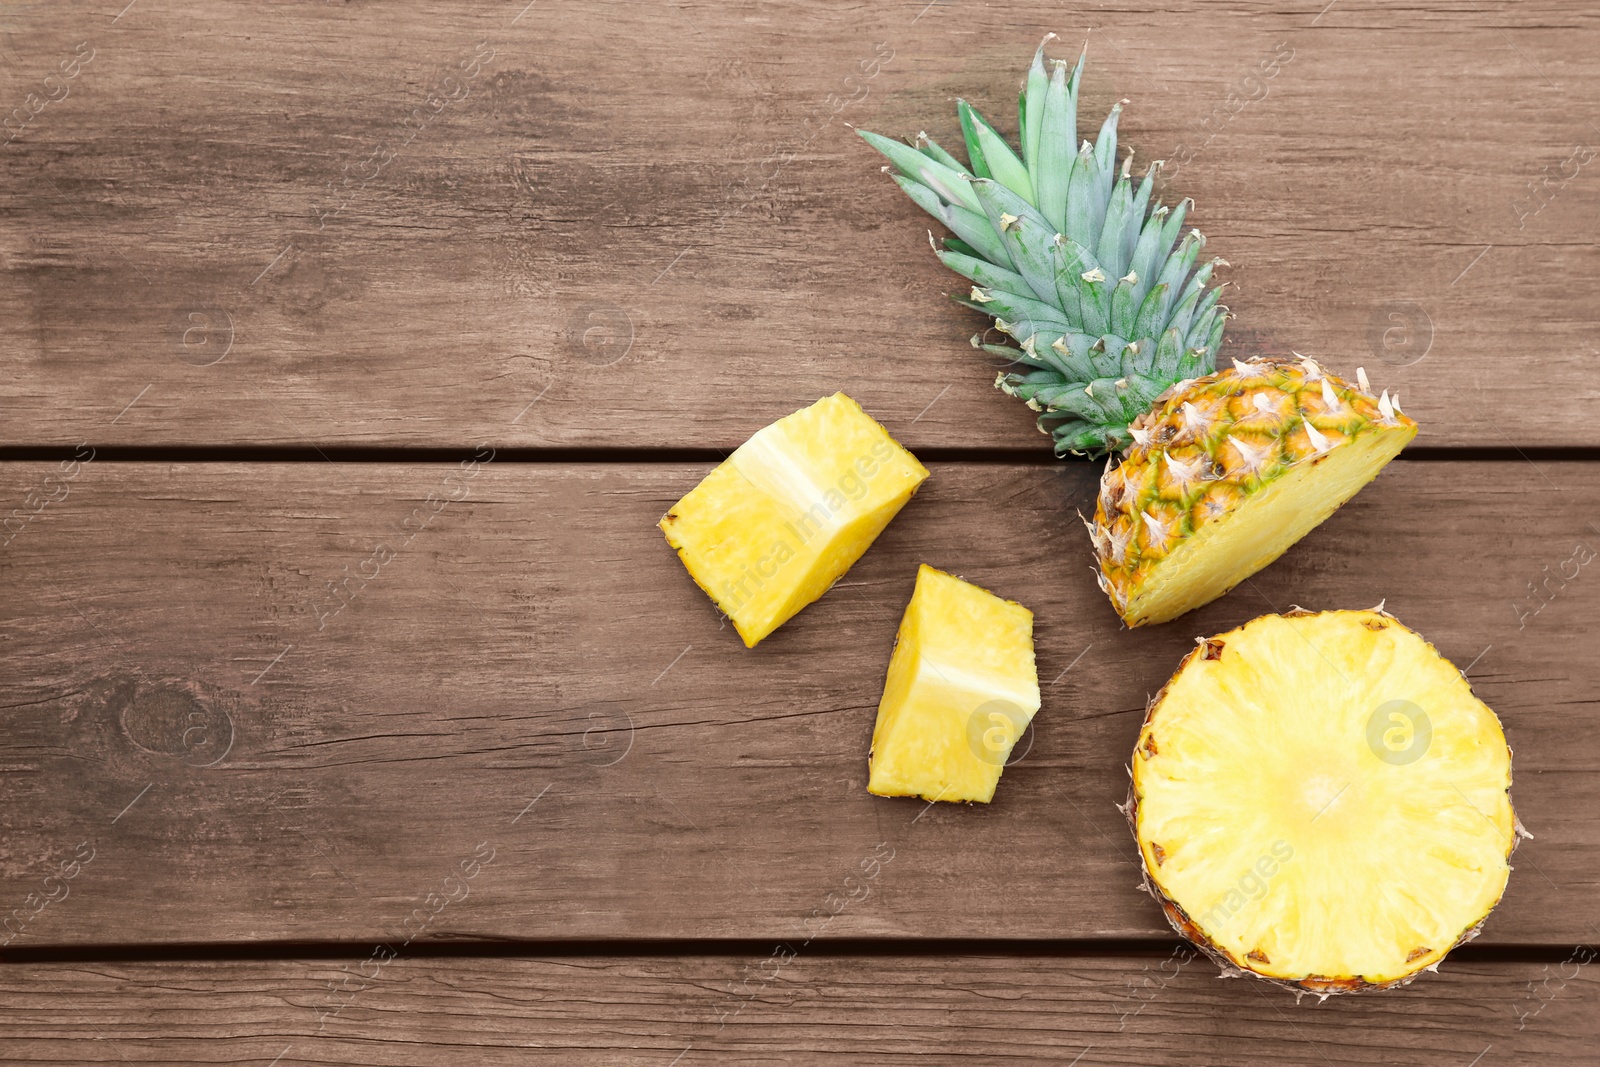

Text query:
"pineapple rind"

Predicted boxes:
[[660, 393, 929, 647], [1092, 357, 1418, 626], [1128, 609, 1519, 996], [868, 565, 1040, 803]]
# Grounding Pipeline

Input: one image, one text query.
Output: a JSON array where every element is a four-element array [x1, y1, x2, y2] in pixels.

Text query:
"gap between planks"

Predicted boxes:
[[3, 939, 1591, 966], [0, 446, 1596, 465]]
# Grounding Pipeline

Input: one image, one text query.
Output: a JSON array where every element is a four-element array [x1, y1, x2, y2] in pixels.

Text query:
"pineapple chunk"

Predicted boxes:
[[868, 565, 1040, 803], [659, 393, 929, 647]]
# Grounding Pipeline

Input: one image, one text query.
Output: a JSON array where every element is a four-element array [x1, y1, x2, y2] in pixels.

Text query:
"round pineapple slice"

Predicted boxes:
[[1129, 609, 1519, 994]]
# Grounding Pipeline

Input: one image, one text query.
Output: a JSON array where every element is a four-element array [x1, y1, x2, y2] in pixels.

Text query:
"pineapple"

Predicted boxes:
[[1130, 609, 1519, 994], [1094, 358, 1416, 626], [860, 39, 1416, 626], [868, 564, 1039, 803], [660, 393, 929, 647]]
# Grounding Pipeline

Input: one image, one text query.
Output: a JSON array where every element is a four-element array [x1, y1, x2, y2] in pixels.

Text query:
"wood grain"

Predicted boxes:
[[1, 458, 1594, 947], [1, 1, 1596, 449], [3, 953, 1596, 1064]]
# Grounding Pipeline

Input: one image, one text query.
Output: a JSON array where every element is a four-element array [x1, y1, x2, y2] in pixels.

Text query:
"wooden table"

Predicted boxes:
[[3, 1, 1596, 1062]]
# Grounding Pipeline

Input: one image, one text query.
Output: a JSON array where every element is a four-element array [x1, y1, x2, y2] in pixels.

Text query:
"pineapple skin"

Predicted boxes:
[[660, 393, 929, 648], [1126, 609, 1520, 996], [868, 565, 1040, 804], [1091, 357, 1418, 627]]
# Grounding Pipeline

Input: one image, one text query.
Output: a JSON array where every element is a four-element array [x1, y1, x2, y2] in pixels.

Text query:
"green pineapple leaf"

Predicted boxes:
[[859, 43, 1226, 455]]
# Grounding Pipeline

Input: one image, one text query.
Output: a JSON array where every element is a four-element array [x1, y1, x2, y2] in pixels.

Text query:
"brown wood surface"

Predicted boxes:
[[3, 954, 1596, 1064], [5, 1, 1598, 1060], [1, 0, 1597, 449], [2, 459, 1595, 948]]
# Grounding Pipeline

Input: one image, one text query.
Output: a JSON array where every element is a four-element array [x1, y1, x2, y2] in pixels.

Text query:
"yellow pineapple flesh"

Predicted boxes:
[[1132, 609, 1518, 993], [660, 393, 929, 647], [1092, 357, 1418, 627], [869, 565, 1039, 803]]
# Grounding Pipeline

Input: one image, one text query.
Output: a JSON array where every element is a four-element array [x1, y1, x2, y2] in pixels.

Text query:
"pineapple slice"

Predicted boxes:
[[660, 393, 929, 647], [1132, 610, 1518, 993], [868, 565, 1040, 803]]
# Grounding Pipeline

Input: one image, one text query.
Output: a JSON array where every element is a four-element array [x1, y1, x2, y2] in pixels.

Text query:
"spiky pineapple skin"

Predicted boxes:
[[1124, 609, 1520, 997], [1091, 357, 1417, 626]]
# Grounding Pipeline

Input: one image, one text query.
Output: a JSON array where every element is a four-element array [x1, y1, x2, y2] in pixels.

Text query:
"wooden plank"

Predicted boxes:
[[2, 1, 1596, 448], [3, 953, 1596, 1064], [1, 458, 1595, 948]]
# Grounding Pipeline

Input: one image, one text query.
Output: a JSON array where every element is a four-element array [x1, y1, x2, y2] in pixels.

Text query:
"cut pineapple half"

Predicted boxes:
[[869, 565, 1040, 803], [1093, 358, 1419, 627], [660, 393, 929, 647], [1131, 610, 1518, 994]]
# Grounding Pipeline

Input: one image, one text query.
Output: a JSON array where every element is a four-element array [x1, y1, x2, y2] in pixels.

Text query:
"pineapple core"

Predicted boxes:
[[659, 393, 929, 648], [869, 565, 1040, 803]]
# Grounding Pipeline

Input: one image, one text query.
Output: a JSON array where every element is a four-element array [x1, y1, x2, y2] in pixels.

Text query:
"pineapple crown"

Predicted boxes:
[[859, 36, 1228, 456]]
